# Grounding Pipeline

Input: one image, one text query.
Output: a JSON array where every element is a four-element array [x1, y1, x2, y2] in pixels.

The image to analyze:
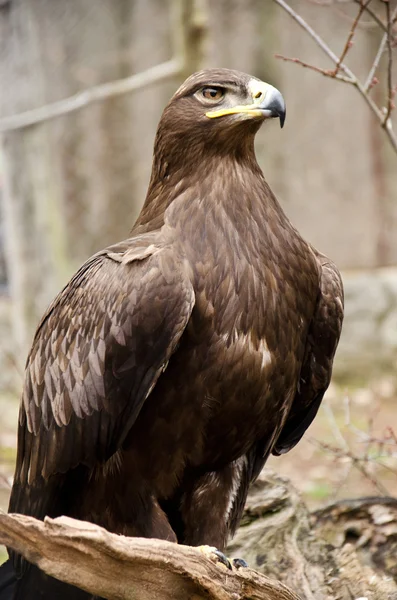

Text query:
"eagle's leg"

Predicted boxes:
[[178, 466, 236, 549], [80, 467, 178, 542], [172, 460, 251, 569], [177, 459, 249, 549]]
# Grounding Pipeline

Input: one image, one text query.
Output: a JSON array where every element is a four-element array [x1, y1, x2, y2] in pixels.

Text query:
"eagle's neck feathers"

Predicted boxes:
[[133, 139, 287, 245]]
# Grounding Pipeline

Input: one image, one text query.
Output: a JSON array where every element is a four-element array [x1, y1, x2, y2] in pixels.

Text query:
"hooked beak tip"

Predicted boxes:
[[261, 89, 286, 128]]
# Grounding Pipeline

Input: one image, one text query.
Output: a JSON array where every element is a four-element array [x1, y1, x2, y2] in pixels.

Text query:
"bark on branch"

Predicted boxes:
[[2, 470, 397, 599], [0, 510, 300, 600]]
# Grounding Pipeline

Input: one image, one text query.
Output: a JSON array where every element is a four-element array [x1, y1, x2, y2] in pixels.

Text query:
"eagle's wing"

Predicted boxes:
[[11, 233, 194, 514], [272, 255, 343, 456]]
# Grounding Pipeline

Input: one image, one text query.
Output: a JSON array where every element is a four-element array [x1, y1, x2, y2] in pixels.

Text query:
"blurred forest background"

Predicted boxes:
[[0, 0, 397, 564]]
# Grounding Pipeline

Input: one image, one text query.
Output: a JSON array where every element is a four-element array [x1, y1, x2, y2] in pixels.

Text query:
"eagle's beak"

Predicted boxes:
[[206, 79, 286, 128]]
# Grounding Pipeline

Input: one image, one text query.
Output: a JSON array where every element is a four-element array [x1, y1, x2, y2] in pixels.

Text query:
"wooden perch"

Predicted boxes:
[[0, 509, 301, 600], [2, 470, 397, 599]]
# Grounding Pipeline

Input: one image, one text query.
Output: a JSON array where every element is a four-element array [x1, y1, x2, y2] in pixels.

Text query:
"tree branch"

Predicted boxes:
[[273, 0, 352, 75], [353, 0, 388, 33], [0, 0, 191, 133], [384, 0, 396, 126], [273, 0, 397, 155], [365, 29, 388, 92], [332, 0, 372, 77], [0, 59, 182, 134], [274, 54, 352, 82], [3, 470, 397, 599], [0, 511, 301, 600]]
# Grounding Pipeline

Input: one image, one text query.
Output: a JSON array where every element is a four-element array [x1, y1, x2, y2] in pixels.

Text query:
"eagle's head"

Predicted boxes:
[[174, 68, 285, 129], [153, 68, 285, 170], [140, 69, 286, 227]]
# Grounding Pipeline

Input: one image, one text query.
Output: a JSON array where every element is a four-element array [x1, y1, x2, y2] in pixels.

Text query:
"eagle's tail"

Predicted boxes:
[[0, 560, 15, 600]]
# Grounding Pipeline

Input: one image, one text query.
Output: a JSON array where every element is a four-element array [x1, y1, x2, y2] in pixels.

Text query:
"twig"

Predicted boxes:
[[384, 0, 395, 126], [0, 59, 182, 134], [328, 459, 353, 503], [323, 400, 349, 451], [273, 0, 351, 73], [374, 460, 397, 477], [311, 438, 391, 496], [3, 349, 24, 381], [311, 394, 397, 498], [274, 54, 353, 82], [332, 0, 372, 77], [273, 0, 397, 155], [365, 30, 388, 92], [353, 0, 388, 33], [308, 0, 397, 33], [0, 473, 11, 489], [386, 426, 397, 445]]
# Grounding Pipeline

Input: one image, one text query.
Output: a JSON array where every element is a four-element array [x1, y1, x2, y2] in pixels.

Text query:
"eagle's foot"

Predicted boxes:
[[198, 546, 248, 570], [198, 545, 233, 570]]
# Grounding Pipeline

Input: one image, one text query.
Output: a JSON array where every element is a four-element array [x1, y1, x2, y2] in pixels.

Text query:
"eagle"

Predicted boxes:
[[0, 68, 343, 599]]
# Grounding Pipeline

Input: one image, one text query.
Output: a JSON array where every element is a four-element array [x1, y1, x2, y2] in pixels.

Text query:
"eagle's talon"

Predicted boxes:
[[232, 557, 248, 569], [214, 550, 233, 570], [198, 546, 233, 570]]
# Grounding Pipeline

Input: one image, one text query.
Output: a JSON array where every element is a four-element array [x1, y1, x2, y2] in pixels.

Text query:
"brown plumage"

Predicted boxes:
[[7, 68, 343, 599]]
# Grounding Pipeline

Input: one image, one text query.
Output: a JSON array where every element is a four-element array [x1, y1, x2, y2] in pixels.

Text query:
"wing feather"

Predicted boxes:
[[272, 255, 344, 456], [10, 234, 194, 519]]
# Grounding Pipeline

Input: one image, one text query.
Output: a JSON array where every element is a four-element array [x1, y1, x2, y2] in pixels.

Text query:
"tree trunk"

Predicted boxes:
[[228, 470, 397, 600]]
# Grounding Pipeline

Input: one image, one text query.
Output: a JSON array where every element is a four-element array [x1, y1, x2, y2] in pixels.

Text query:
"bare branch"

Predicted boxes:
[[384, 0, 396, 126], [0, 473, 11, 489], [274, 54, 353, 82], [311, 396, 397, 498], [311, 438, 391, 496], [0, 0, 193, 133], [323, 399, 349, 451], [365, 31, 388, 92], [273, 0, 355, 78], [332, 0, 372, 77], [0, 511, 301, 600], [353, 0, 388, 33], [0, 59, 182, 134], [273, 0, 397, 155]]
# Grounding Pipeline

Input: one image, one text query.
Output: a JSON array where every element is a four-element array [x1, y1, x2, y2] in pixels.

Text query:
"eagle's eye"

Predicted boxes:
[[201, 87, 224, 102]]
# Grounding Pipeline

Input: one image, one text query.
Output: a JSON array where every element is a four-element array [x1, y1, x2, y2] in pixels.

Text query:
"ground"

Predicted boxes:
[[1, 295, 396, 565]]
